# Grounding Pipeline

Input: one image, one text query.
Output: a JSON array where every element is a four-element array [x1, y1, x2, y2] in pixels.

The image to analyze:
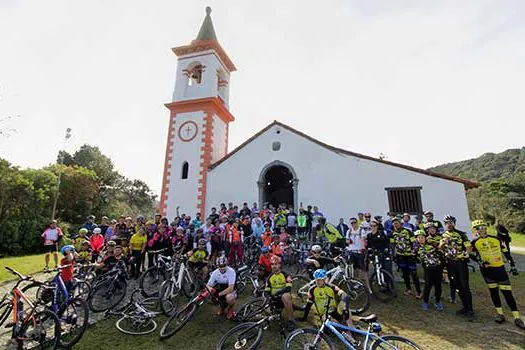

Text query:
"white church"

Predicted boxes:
[[159, 7, 478, 231]]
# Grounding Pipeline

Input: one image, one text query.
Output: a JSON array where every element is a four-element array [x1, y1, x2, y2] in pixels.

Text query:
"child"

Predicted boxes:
[[73, 228, 88, 252], [261, 223, 273, 247], [77, 240, 92, 264], [60, 245, 75, 292], [415, 230, 444, 311]]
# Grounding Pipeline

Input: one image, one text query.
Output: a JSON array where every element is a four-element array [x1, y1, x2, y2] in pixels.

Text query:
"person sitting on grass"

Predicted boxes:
[[188, 238, 210, 280], [470, 220, 525, 330], [264, 255, 296, 331], [415, 230, 444, 312], [298, 268, 356, 345]]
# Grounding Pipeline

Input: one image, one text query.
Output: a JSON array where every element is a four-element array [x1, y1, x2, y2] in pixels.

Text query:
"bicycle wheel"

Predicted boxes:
[[159, 280, 182, 317], [72, 280, 91, 300], [291, 274, 311, 311], [159, 302, 198, 340], [344, 278, 369, 315], [116, 315, 157, 335], [58, 297, 90, 348], [370, 269, 397, 302], [0, 298, 12, 328], [18, 309, 60, 350], [182, 269, 198, 298], [216, 322, 263, 350], [284, 328, 334, 350], [89, 278, 127, 312], [233, 297, 267, 322], [371, 335, 421, 350], [139, 267, 167, 298]]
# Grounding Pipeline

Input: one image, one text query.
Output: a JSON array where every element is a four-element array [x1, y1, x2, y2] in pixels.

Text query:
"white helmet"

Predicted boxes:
[[311, 244, 322, 253]]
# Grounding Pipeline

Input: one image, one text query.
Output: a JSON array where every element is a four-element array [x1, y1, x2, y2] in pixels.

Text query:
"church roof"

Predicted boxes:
[[196, 7, 218, 41], [208, 120, 480, 190]]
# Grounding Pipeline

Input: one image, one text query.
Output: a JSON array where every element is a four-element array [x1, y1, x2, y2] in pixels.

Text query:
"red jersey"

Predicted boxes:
[[258, 253, 275, 273], [60, 257, 73, 282], [262, 230, 273, 247]]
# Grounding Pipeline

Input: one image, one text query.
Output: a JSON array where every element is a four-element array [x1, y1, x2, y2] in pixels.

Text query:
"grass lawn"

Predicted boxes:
[[510, 233, 525, 249], [0, 253, 47, 283], [75, 272, 525, 350]]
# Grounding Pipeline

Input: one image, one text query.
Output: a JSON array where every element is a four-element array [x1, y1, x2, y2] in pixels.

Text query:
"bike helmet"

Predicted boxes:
[[78, 228, 88, 235], [198, 238, 206, 246], [313, 269, 327, 280], [270, 255, 282, 265], [261, 246, 269, 253], [424, 211, 433, 216], [424, 222, 434, 229], [471, 219, 487, 229], [414, 230, 426, 237], [216, 256, 228, 267], [60, 245, 75, 255], [311, 244, 322, 253], [107, 240, 117, 247], [93, 227, 101, 234], [443, 215, 456, 224]]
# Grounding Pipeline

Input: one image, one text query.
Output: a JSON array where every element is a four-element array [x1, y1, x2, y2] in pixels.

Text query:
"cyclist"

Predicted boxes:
[[257, 246, 274, 280], [41, 219, 63, 270], [264, 255, 296, 331], [304, 244, 332, 276], [270, 234, 283, 256], [391, 218, 421, 298], [316, 217, 345, 254], [347, 218, 371, 293], [261, 223, 273, 247], [188, 238, 210, 280], [73, 228, 88, 251], [424, 222, 442, 247], [439, 215, 474, 319], [97, 244, 128, 272], [206, 256, 237, 320], [129, 227, 147, 278], [77, 240, 92, 264], [414, 230, 444, 311], [59, 244, 76, 292], [470, 220, 525, 329], [90, 227, 105, 263], [423, 211, 443, 233], [298, 269, 355, 344]]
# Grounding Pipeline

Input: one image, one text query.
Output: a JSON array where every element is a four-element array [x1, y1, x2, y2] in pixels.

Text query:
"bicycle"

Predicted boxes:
[[159, 254, 199, 316], [284, 296, 421, 350], [139, 248, 172, 298], [104, 289, 161, 335], [368, 249, 397, 302], [88, 260, 128, 312], [216, 296, 288, 350], [293, 252, 370, 315], [3, 266, 61, 350], [159, 284, 217, 341], [236, 264, 264, 298], [29, 265, 89, 348]]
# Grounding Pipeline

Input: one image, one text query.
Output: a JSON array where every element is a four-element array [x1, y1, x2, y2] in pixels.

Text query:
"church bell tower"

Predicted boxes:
[[160, 7, 236, 219]]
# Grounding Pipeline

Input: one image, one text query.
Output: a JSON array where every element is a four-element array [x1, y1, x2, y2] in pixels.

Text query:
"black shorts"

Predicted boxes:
[[44, 244, 57, 253], [189, 261, 207, 270], [329, 310, 348, 322], [349, 252, 366, 270], [211, 240, 223, 253], [480, 266, 509, 285], [270, 296, 285, 309]]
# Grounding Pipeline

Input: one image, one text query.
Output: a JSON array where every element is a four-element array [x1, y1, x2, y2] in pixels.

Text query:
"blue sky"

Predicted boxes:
[[1, 0, 524, 194]]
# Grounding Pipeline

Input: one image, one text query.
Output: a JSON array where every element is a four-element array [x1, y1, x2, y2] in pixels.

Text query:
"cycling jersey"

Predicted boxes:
[[208, 267, 236, 290], [440, 230, 471, 261], [416, 243, 444, 269], [426, 233, 442, 248], [318, 223, 343, 244], [262, 230, 273, 247], [471, 236, 507, 268], [265, 271, 292, 296], [307, 283, 342, 315], [42, 227, 62, 245], [258, 253, 274, 273], [390, 228, 415, 256], [129, 233, 147, 251], [188, 248, 209, 263]]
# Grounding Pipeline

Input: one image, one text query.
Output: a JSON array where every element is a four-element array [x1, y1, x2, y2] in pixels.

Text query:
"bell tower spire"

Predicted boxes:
[[160, 7, 237, 220]]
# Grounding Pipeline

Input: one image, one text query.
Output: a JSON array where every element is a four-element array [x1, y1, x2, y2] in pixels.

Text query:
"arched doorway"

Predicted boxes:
[[258, 161, 298, 210]]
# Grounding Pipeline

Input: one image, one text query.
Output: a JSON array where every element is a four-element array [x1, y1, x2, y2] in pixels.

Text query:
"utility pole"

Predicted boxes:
[[51, 128, 72, 220]]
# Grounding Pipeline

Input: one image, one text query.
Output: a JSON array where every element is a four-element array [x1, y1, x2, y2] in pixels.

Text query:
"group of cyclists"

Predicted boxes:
[[41, 200, 525, 342]]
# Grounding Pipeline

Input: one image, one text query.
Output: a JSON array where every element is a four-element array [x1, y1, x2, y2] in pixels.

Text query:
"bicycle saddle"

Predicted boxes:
[[357, 314, 377, 323]]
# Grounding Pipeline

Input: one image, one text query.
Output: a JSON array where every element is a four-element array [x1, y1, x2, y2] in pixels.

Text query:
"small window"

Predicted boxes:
[[186, 63, 203, 86], [385, 187, 422, 215], [272, 141, 281, 151], [181, 162, 189, 179]]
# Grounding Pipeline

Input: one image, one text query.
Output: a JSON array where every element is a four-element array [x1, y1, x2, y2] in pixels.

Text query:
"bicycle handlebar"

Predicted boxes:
[[4, 266, 26, 280]]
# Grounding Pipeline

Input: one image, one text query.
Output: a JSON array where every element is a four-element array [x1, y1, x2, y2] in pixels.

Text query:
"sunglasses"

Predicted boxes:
[[350, 221, 357, 224], [218, 265, 227, 268]]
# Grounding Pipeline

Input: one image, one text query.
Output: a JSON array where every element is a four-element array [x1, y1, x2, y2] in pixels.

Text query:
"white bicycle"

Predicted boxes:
[[158, 254, 198, 316]]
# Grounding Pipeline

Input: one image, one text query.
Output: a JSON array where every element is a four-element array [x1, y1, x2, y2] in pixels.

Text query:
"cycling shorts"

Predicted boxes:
[[480, 266, 509, 285], [189, 261, 207, 270], [349, 252, 366, 270], [44, 244, 57, 253]]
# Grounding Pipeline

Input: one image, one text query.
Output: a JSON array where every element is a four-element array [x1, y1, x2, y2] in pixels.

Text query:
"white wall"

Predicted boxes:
[[165, 111, 205, 220], [172, 50, 231, 107], [211, 115, 227, 163], [206, 125, 471, 231]]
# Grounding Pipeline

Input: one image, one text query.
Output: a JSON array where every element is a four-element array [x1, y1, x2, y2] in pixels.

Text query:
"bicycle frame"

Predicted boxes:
[[319, 318, 397, 350]]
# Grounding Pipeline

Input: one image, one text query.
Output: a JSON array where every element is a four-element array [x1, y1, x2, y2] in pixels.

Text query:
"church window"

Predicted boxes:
[[272, 141, 281, 151], [385, 187, 422, 215], [181, 161, 189, 179]]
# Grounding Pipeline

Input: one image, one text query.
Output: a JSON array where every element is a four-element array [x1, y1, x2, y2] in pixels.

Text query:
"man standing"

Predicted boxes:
[[83, 215, 97, 235], [41, 220, 63, 270], [337, 218, 349, 238]]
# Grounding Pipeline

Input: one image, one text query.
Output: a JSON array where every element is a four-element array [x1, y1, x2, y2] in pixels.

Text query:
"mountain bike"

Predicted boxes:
[[88, 260, 128, 312], [3, 266, 61, 350], [159, 254, 198, 316], [139, 248, 172, 298], [216, 296, 288, 350], [236, 264, 263, 297], [29, 266, 89, 348], [284, 297, 421, 350], [368, 249, 397, 302], [292, 253, 369, 315], [104, 289, 161, 335], [159, 284, 217, 341]]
